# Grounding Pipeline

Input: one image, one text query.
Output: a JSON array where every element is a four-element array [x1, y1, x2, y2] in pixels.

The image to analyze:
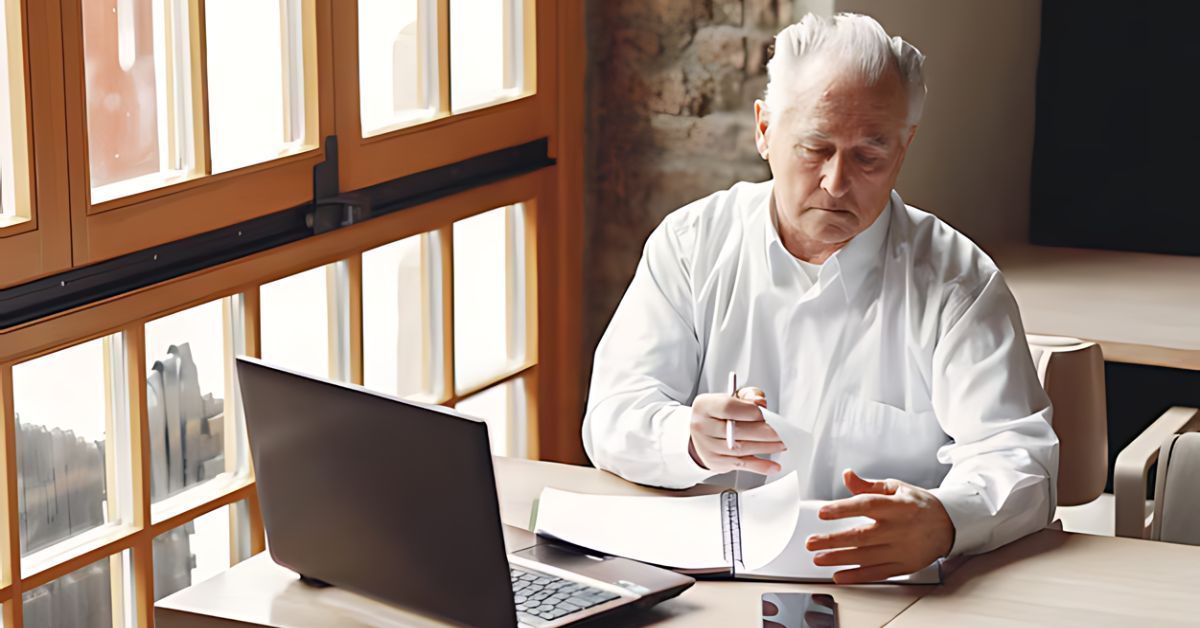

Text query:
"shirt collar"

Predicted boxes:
[[761, 186, 894, 301]]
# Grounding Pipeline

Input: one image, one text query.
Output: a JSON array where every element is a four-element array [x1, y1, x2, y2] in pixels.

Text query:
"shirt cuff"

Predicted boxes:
[[928, 482, 992, 558], [657, 405, 715, 489]]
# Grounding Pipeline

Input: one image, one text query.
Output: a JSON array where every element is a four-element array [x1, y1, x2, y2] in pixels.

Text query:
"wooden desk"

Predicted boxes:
[[887, 529, 1200, 627], [156, 458, 1200, 627], [993, 244, 1200, 371]]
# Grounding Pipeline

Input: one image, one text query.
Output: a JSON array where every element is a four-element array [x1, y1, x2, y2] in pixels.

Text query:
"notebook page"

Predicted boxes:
[[739, 502, 869, 581], [534, 488, 727, 570], [738, 471, 803, 571]]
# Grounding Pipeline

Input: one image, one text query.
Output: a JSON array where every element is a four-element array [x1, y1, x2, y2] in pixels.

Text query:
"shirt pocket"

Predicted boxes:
[[828, 395, 951, 493]]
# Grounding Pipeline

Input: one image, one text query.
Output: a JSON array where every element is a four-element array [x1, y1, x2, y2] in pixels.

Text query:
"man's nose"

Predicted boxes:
[[820, 153, 850, 199]]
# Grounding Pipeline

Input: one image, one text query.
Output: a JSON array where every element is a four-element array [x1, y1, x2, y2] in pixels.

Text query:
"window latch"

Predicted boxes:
[[307, 195, 371, 235]]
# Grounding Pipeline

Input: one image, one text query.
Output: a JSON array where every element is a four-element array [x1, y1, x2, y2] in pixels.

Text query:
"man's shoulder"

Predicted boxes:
[[891, 201, 1001, 300], [659, 180, 769, 241]]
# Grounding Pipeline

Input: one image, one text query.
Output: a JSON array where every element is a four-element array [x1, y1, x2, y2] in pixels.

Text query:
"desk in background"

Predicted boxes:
[[157, 457, 1200, 627]]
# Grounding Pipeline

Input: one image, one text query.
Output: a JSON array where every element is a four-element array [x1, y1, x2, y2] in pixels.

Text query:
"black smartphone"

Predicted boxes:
[[762, 592, 838, 628]]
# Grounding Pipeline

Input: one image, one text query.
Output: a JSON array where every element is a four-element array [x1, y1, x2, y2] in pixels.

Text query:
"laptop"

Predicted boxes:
[[235, 357, 694, 627]]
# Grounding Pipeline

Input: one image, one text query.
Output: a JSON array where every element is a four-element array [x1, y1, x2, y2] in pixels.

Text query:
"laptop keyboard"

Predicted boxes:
[[510, 566, 621, 626]]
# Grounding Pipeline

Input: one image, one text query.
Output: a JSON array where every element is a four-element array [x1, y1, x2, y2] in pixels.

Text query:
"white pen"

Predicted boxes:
[[726, 371, 737, 450]]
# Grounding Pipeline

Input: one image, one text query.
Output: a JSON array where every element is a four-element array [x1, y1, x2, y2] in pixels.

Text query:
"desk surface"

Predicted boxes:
[[993, 244, 1200, 371], [157, 458, 1200, 627]]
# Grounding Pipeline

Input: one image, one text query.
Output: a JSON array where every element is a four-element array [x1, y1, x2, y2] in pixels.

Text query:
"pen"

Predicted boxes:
[[726, 371, 737, 450]]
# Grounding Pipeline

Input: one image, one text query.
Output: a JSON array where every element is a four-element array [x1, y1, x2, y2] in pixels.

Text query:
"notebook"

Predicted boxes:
[[533, 471, 943, 583]]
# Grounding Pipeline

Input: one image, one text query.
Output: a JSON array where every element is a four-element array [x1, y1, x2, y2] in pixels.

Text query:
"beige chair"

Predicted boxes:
[[1115, 407, 1200, 539], [1026, 335, 1109, 509]]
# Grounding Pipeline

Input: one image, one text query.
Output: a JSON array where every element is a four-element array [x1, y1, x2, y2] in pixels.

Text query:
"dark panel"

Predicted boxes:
[[1030, 2, 1200, 255], [1103, 362, 1200, 493]]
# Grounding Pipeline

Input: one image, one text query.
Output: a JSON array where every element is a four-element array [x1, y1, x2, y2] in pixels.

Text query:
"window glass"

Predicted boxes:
[[144, 299, 234, 503], [450, 0, 525, 112], [363, 234, 438, 399], [454, 377, 528, 457], [358, 0, 437, 136], [21, 551, 130, 628], [82, 0, 195, 202], [13, 338, 121, 557], [260, 266, 334, 380], [205, 0, 307, 173], [152, 501, 249, 601], [0, 0, 31, 223], [453, 205, 525, 391]]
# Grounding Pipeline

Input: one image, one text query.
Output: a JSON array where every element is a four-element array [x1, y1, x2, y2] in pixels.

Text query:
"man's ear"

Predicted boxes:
[[754, 100, 770, 160], [904, 124, 918, 149]]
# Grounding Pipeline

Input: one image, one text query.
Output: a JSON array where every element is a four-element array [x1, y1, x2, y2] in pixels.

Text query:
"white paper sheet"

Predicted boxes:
[[534, 488, 727, 570], [737, 471, 802, 571]]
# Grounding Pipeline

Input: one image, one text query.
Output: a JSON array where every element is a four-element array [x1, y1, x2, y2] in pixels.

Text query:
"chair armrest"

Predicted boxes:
[[1114, 406, 1200, 538]]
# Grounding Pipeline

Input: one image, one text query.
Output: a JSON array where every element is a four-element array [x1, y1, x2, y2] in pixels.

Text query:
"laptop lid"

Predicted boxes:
[[235, 357, 517, 628]]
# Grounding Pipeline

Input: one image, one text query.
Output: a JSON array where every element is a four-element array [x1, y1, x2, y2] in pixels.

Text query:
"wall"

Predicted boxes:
[[582, 1, 1043, 384]]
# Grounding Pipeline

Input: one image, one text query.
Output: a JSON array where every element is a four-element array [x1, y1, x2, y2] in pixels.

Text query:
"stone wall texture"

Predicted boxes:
[[583, 0, 792, 376]]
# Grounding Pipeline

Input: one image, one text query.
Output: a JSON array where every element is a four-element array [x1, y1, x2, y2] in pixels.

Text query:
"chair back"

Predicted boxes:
[[1152, 432, 1200, 544], [1027, 335, 1108, 507]]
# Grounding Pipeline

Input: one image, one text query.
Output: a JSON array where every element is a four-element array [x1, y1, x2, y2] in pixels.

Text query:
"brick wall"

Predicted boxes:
[[583, 0, 792, 373]]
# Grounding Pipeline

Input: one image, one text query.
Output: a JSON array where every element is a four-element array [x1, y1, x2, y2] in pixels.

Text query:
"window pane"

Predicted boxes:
[[455, 376, 528, 457], [153, 501, 249, 601], [261, 266, 334, 380], [145, 299, 235, 503], [453, 205, 525, 391], [206, 0, 307, 173], [450, 0, 524, 112], [358, 0, 437, 136], [0, 0, 31, 222], [13, 338, 120, 556], [22, 551, 130, 627], [83, 0, 195, 201], [363, 234, 438, 399]]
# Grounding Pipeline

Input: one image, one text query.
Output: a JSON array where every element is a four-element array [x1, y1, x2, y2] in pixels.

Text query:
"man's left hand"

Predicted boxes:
[[805, 469, 955, 584]]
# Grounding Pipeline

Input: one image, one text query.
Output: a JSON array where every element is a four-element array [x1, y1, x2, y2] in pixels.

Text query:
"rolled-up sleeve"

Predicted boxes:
[[583, 218, 713, 489], [928, 272, 1060, 557]]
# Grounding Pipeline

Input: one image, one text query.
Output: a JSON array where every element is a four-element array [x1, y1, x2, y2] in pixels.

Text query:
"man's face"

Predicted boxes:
[[756, 61, 915, 250]]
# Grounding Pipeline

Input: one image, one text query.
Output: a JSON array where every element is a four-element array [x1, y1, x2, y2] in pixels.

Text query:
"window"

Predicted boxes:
[[260, 265, 344, 381], [21, 552, 132, 627], [362, 233, 440, 400], [0, 0, 31, 227], [450, 0, 525, 112], [357, 0, 437, 137]]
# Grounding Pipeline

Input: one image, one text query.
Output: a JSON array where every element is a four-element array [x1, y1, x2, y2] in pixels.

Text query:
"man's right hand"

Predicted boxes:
[[688, 387, 785, 474]]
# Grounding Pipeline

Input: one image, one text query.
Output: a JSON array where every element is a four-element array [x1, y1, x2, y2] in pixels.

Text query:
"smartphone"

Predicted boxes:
[[762, 592, 838, 628]]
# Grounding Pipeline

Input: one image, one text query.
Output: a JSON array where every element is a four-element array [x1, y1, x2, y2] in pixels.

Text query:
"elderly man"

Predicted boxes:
[[582, 13, 1059, 584]]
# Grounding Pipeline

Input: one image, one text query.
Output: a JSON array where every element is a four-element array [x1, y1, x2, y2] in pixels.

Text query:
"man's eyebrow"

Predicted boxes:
[[863, 135, 892, 148], [796, 130, 830, 143]]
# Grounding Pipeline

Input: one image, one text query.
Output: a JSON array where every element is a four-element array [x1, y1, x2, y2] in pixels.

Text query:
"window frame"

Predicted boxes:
[[331, 0, 555, 192], [57, 0, 335, 267], [0, 0, 72, 288]]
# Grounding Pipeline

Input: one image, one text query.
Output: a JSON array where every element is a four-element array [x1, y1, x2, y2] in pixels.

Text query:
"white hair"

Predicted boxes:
[[764, 13, 927, 127]]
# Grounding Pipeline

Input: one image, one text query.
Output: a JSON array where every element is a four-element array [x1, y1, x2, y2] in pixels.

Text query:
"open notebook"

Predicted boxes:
[[534, 471, 942, 583]]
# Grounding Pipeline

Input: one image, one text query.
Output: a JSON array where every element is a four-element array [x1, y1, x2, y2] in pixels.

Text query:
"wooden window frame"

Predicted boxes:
[[0, 0, 72, 288], [332, 0, 556, 192], [57, 0, 335, 266]]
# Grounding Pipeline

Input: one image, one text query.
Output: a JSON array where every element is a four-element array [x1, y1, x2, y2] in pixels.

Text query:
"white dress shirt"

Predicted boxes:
[[583, 180, 1060, 557]]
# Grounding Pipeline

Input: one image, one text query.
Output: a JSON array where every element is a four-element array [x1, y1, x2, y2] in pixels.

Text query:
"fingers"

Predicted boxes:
[[707, 453, 781, 475], [831, 562, 907, 585], [812, 544, 893, 567], [693, 415, 783, 442], [818, 493, 906, 520], [843, 469, 899, 496], [737, 386, 767, 408], [693, 393, 764, 422], [806, 522, 895, 551], [696, 435, 786, 456]]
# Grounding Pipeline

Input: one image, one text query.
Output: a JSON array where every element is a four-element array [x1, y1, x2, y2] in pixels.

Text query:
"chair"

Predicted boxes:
[[1115, 407, 1200, 540], [1026, 335, 1109, 508]]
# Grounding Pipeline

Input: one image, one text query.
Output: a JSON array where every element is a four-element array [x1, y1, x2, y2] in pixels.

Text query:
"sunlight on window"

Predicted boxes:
[[205, 0, 306, 173], [453, 205, 526, 391], [22, 551, 129, 627], [12, 338, 118, 556], [0, 0, 31, 222], [260, 266, 333, 380], [363, 234, 437, 399], [358, 0, 436, 136], [450, 0, 524, 112], [455, 377, 528, 457], [153, 502, 248, 602], [82, 0, 194, 202]]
